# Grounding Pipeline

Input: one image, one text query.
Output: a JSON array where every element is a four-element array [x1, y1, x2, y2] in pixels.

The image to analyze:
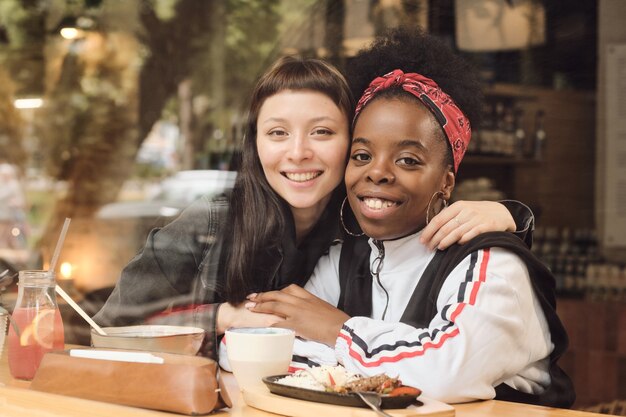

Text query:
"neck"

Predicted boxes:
[[291, 195, 331, 244], [371, 219, 427, 243]]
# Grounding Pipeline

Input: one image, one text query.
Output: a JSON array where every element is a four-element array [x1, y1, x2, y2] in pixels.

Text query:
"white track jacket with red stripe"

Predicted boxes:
[[298, 231, 553, 403]]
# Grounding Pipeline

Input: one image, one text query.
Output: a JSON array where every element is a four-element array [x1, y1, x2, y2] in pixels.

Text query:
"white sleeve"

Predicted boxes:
[[218, 338, 232, 371], [290, 244, 344, 367], [334, 248, 553, 404], [303, 243, 342, 305]]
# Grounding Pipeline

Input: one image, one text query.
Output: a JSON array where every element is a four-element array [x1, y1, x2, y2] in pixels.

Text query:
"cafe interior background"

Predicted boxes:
[[0, 0, 624, 410]]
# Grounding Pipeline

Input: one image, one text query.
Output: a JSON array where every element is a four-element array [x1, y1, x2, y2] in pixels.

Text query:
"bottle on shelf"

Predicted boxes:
[[502, 105, 516, 156], [534, 226, 612, 299], [563, 261, 577, 296], [468, 126, 481, 155], [608, 265, 622, 302], [575, 262, 588, 297], [513, 107, 526, 158], [558, 227, 571, 256], [552, 255, 566, 294], [542, 226, 559, 259], [531, 226, 545, 257], [532, 109, 547, 160], [598, 265, 612, 301], [478, 101, 495, 155], [620, 267, 626, 302], [493, 101, 506, 155]]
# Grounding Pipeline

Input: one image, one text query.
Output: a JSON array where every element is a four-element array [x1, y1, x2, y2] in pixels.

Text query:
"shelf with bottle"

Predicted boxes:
[[533, 226, 626, 302], [462, 155, 541, 165], [466, 94, 547, 163], [482, 83, 539, 101]]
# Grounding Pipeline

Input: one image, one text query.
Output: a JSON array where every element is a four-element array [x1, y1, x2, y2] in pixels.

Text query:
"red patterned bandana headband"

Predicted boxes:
[[353, 69, 471, 172]]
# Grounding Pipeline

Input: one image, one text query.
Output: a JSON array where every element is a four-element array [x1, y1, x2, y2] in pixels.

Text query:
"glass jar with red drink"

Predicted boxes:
[[7, 270, 65, 380]]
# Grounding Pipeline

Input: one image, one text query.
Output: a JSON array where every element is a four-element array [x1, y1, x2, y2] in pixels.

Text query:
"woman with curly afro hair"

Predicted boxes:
[[248, 27, 575, 408]]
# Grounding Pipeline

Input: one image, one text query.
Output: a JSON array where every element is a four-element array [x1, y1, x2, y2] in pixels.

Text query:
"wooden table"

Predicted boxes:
[[0, 341, 604, 417]]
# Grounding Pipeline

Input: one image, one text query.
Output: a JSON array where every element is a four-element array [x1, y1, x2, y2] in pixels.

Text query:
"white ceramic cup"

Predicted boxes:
[[225, 327, 295, 392]]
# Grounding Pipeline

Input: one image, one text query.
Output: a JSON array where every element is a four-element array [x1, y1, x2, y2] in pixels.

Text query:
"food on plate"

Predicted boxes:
[[339, 374, 400, 394], [276, 365, 357, 391], [275, 365, 421, 397], [389, 386, 422, 397]]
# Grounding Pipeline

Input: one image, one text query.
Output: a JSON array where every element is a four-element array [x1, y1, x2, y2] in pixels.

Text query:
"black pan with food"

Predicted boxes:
[[263, 375, 422, 409]]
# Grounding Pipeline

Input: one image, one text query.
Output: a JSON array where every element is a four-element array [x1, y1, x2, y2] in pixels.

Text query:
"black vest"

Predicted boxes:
[[338, 232, 575, 408]]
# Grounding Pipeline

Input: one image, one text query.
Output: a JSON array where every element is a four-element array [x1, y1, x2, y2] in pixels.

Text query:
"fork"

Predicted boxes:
[[355, 391, 394, 417]]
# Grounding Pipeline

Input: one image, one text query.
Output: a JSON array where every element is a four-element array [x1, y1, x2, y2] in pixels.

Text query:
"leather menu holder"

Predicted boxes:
[[30, 349, 232, 415]]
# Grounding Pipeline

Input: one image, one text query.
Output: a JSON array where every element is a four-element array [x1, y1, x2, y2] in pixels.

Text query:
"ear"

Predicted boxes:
[[441, 171, 455, 200]]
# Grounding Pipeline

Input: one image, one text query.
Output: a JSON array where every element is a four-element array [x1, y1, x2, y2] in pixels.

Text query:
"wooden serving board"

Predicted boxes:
[[242, 386, 455, 417]]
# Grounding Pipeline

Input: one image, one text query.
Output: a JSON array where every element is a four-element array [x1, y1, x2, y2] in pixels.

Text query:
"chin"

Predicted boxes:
[[360, 220, 426, 241], [360, 223, 402, 241]]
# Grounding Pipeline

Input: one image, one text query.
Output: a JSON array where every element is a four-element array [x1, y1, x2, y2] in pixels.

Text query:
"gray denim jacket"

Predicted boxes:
[[94, 195, 231, 358]]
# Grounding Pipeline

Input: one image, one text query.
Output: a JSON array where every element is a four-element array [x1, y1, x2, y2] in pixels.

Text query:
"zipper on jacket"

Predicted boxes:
[[371, 239, 390, 320]]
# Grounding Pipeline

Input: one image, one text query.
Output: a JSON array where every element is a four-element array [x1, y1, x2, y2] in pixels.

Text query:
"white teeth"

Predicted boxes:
[[285, 172, 321, 182], [363, 198, 396, 210]]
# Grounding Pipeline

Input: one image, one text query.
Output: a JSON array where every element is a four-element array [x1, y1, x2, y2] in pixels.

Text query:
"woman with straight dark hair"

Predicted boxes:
[[221, 57, 354, 305], [95, 55, 533, 360]]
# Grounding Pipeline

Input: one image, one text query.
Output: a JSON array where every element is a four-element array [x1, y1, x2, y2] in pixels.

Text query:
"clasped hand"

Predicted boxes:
[[246, 284, 350, 346]]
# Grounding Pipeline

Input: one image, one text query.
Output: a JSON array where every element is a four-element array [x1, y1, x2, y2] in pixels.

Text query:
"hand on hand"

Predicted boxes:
[[421, 200, 515, 250], [247, 284, 349, 346], [217, 301, 284, 335]]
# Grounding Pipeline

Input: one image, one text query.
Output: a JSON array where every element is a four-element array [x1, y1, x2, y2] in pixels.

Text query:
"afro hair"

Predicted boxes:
[[346, 27, 483, 128]]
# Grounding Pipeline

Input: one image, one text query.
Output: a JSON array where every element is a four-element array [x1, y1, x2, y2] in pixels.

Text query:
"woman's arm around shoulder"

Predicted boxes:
[[421, 200, 534, 250]]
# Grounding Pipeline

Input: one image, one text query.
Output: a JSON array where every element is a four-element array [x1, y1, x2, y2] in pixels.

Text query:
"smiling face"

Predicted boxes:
[[256, 89, 350, 220], [346, 97, 455, 240]]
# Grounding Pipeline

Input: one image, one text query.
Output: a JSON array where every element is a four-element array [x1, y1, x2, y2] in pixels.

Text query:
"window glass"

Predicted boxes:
[[0, 1, 621, 409]]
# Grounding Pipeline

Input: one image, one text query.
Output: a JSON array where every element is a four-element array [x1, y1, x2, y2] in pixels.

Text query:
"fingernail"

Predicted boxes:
[[246, 293, 258, 300], [244, 302, 256, 309]]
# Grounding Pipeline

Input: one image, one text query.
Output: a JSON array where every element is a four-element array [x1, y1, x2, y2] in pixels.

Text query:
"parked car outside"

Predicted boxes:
[[97, 170, 237, 220], [93, 169, 237, 280], [0, 163, 39, 284]]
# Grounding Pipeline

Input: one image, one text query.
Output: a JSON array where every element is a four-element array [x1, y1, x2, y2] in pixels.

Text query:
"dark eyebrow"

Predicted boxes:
[[397, 139, 427, 151], [352, 137, 426, 151], [351, 137, 370, 145]]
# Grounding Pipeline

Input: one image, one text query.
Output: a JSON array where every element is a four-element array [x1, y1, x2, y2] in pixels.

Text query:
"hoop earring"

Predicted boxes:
[[426, 191, 448, 225], [340, 197, 364, 237]]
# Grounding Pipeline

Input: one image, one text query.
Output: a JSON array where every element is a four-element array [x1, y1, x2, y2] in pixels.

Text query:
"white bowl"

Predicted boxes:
[[91, 325, 205, 355]]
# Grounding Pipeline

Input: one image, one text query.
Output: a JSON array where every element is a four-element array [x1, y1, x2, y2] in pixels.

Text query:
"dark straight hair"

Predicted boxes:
[[223, 56, 354, 304]]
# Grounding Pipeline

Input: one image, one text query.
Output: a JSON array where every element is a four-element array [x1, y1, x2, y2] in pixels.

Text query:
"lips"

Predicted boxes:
[[355, 193, 403, 217], [282, 171, 323, 183]]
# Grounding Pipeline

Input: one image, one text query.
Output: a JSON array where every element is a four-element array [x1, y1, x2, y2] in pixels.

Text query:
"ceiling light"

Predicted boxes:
[[14, 98, 43, 109], [60, 27, 85, 40]]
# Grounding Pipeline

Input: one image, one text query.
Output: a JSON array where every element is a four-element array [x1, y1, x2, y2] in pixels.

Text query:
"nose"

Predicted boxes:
[[366, 158, 395, 185], [286, 134, 313, 162]]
